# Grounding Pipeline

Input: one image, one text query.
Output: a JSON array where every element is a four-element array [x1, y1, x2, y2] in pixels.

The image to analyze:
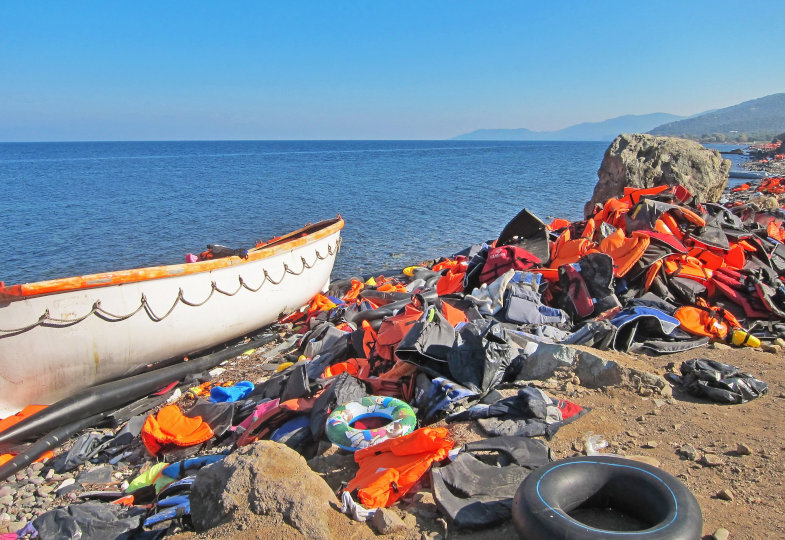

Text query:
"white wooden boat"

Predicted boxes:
[[0, 217, 344, 417]]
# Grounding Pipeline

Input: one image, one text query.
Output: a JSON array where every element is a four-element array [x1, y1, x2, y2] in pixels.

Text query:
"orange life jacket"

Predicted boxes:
[[724, 244, 747, 270], [549, 230, 598, 269], [580, 218, 596, 239], [432, 259, 464, 272], [436, 264, 467, 295], [662, 254, 713, 285], [658, 212, 684, 241], [342, 279, 365, 302], [0, 405, 55, 466], [621, 185, 671, 205], [547, 218, 572, 231], [346, 427, 454, 508], [767, 220, 785, 243], [377, 282, 408, 293], [361, 320, 379, 359], [599, 230, 650, 277], [141, 404, 214, 456], [375, 305, 423, 361], [593, 198, 632, 230], [440, 300, 468, 327], [687, 247, 725, 272], [674, 298, 741, 340], [322, 357, 371, 379], [307, 294, 337, 319]]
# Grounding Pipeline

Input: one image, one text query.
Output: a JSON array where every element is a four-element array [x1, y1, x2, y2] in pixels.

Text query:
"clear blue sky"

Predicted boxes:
[[1, 1, 782, 141]]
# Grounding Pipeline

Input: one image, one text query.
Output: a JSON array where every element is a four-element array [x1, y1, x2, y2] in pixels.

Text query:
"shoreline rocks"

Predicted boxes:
[[585, 133, 731, 217]]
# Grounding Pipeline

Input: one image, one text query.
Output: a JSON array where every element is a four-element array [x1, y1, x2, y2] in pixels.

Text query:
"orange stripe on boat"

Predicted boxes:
[[0, 217, 344, 300]]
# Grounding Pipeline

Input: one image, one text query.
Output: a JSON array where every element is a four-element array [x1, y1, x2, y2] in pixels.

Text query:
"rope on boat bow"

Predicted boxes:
[[0, 238, 341, 335]]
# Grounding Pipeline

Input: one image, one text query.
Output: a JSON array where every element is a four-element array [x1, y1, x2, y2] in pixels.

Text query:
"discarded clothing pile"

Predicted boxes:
[[2, 178, 783, 538], [674, 358, 768, 404]]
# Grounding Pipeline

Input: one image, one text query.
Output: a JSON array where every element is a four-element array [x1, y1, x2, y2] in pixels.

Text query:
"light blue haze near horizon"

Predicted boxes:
[[1, 1, 783, 142]]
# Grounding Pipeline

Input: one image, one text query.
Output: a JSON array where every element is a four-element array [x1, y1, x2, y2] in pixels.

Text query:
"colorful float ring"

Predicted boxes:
[[325, 395, 417, 451]]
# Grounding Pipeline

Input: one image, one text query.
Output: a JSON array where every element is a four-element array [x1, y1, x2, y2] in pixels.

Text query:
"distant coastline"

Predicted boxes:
[[454, 92, 785, 145]]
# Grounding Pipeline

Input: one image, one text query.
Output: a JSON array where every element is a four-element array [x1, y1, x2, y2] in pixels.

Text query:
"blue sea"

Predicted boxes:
[[0, 140, 748, 286]]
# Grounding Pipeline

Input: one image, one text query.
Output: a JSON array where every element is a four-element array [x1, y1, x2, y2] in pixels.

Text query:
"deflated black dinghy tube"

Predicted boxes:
[[0, 333, 278, 446], [359, 289, 412, 305], [343, 299, 411, 327], [0, 413, 105, 483]]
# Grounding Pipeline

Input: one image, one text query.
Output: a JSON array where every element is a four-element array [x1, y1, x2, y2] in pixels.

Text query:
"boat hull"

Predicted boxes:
[[0, 218, 343, 416]]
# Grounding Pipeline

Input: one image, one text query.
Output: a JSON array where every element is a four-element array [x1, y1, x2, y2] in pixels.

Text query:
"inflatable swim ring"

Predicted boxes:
[[512, 455, 702, 540], [325, 395, 417, 451]]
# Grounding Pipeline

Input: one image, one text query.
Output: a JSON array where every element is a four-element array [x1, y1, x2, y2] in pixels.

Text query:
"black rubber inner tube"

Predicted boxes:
[[512, 455, 702, 540]]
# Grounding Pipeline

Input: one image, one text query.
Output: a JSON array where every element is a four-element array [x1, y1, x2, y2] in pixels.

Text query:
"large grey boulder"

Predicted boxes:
[[516, 343, 578, 380], [190, 441, 344, 539], [584, 133, 731, 217]]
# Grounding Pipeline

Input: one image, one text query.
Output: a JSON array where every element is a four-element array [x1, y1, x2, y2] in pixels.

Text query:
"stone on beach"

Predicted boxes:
[[190, 440, 350, 539], [585, 133, 731, 217]]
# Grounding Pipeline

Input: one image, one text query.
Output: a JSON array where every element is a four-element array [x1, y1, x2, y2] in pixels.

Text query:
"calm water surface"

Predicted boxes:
[[1, 140, 615, 284]]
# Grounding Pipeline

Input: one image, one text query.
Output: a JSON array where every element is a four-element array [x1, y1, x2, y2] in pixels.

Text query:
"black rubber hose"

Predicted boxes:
[[0, 413, 106, 483], [0, 333, 278, 445]]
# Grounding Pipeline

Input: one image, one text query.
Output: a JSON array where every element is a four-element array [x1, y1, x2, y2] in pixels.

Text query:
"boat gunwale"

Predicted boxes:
[[0, 216, 344, 301]]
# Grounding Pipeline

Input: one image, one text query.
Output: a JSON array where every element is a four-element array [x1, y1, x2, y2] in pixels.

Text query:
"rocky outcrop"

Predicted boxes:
[[584, 134, 731, 217], [189, 441, 345, 539]]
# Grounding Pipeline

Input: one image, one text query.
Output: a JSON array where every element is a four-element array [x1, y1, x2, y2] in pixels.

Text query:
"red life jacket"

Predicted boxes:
[[479, 246, 540, 284]]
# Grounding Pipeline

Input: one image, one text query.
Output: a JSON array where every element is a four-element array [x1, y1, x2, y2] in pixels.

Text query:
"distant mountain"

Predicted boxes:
[[452, 113, 685, 141], [648, 93, 785, 141]]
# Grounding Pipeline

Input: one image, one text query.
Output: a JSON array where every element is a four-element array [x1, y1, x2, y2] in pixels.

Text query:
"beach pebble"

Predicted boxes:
[[701, 453, 724, 467], [17, 496, 35, 508], [713, 527, 730, 540], [717, 489, 734, 501], [677, 444, 697, 461], [402, 512, 417, 529], [56, 477, 75, 489], [30, 463, 44, 472], [77, 465, 112, 484], [3, 521, 26, 534], [36, 485, 54, 497], [55, 478, 77, 496], [410, 492, 437, 518], [371, 507, 409, 535], [736, 443, 752, 456], [0, 513, 10, 523], [44, 469, 54, 480], [643, 441, 658, 449], [0, 486, 12, 499], [0, 496, 12, 507]]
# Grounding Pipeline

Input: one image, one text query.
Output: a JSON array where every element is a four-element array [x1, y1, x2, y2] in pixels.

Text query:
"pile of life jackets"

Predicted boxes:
[[5, 178, 783, 538]]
